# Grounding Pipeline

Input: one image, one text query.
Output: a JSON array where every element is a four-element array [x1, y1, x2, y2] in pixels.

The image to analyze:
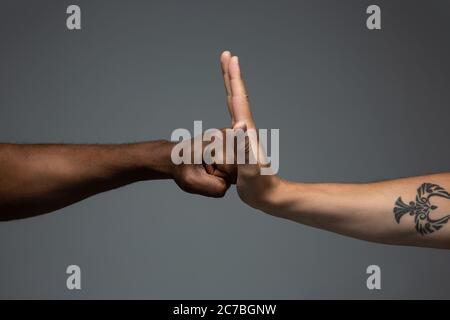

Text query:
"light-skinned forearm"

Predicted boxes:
[[217, 52, 450, 249], [0, 141, 174, 220], [258, 173, 450, 249]]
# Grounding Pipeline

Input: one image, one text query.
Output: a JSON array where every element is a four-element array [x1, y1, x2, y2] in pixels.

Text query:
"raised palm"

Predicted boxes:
[[218, 51, 280, 209]]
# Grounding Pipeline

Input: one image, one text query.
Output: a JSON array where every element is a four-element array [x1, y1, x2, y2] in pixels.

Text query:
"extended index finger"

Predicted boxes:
[[220, 51, 235, 125], [228, 56, 255, 129]]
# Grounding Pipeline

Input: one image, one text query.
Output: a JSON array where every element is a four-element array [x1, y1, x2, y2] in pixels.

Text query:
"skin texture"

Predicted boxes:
[[220, 51, 450, 250], [0, 140, 231, 220], [1, 51, 449, 251]]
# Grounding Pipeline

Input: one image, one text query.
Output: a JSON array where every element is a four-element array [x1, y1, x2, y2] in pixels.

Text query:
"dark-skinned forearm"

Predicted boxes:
[[0, 141, 174, 220]]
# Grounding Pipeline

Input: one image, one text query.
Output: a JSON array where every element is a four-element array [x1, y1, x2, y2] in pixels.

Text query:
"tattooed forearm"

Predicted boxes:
[[394, 183, 450, 235]]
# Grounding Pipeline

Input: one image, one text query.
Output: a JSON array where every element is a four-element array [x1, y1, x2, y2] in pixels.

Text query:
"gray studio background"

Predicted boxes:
[[1, 0, 450, 299]]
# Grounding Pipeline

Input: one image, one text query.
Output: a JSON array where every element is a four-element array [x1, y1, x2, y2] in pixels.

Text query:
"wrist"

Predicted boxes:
[[240, 175, 284, 212], [255, 176, 285, 211], [131, 140, 176, 180], [256, 178, 307, 218]]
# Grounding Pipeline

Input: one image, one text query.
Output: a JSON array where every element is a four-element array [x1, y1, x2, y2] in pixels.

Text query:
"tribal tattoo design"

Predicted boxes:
[[394, 183, 450, 235]]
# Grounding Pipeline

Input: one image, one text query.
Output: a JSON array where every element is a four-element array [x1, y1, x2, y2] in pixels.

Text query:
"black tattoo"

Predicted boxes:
[[394, 183, 450, 235]]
